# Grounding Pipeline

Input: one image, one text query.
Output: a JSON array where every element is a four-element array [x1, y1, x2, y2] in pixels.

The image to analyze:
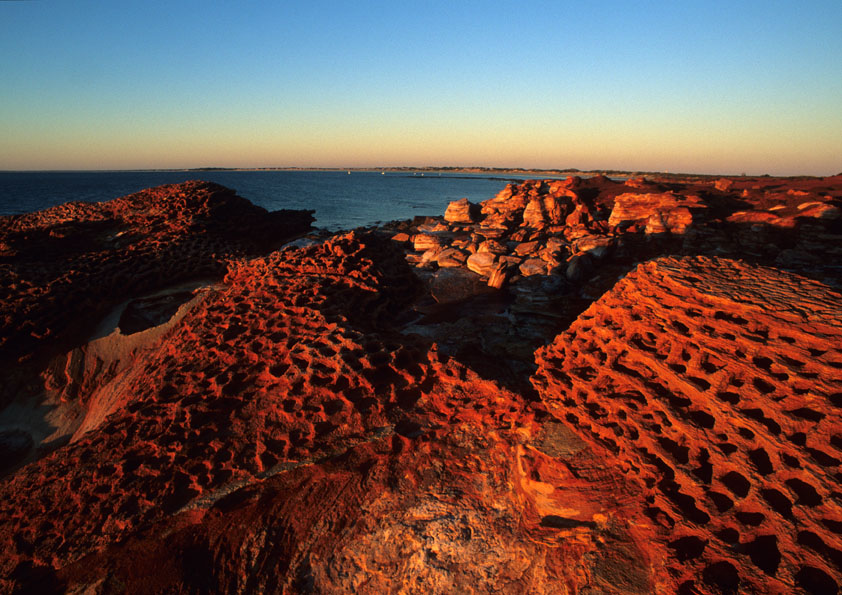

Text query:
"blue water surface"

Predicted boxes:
[[0, 170, 522, 230]]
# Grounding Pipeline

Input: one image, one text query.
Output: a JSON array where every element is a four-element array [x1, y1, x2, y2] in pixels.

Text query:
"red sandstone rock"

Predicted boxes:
[[444, 197, 480, 224], [715, 178, 735, 192], [412, 233, 443, 252], [608, 192, 703, 234], [0, 230, 654, 594], [435, 247, 468, 268], [466, 250, 498, 276], [533, 256, 842, 595], [519, 258, 549, 277], [487, 263, 509, 289], [514, 240, 539, 256], [3, 173, 842, 594], [0, 181, 312, 403], [477, 238, 507, 255]]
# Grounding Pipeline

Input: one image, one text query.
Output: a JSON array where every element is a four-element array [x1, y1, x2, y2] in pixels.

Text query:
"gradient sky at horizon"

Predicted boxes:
[[1, 1, 840, 175]]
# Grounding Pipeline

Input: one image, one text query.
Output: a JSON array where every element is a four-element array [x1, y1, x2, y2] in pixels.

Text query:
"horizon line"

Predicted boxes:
[[0, 166, 838, 179]]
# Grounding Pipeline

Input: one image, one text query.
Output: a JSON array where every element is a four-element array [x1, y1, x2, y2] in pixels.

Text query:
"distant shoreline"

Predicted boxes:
[[0, 166, 831, 182]]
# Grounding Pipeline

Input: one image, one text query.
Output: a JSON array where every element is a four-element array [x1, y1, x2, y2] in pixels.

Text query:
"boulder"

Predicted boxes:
[[544, 236, 567, 255], [644, 208, 693, 234], [498, 255, 523, 268], [480, 225, 509, 239], [539, 251, 564, 268], [494, 183, 516, 201], [522, 199, 546, 228], [514, 241, 540, 257], [417, 222, 450, 233], [444, 198, 480, 224], [542, 195, 572, 224], [451, 236, 473, 250], [608, 193, 702, 235], [797, 203, 841, 219], [547, 179, 580, 197], [565, 203, 591, 228], [480, 185, 529, 223], [714, 178, 734, 192], [420, 247, 442, 267], [391, 232, 411, 243], [797, 200, 825, 210], [477, 239, 508, 255], [413, 233, 443, 252], [509, 228, 530, 242], [466, 251, 498, 276], [519, 258, 548, 277], [624, 176, 648, 188], [436, 247, 468, 268], [574, 236, 614, 260], [487, 263, 510, 289]]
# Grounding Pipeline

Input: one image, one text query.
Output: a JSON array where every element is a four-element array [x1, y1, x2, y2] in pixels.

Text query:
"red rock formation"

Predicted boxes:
[[3, 174, 842, 593], [0, 232, 655, 593], [608, 192, 705, 234], [533, 256, 842, 594], [401, 173, 842, 300], [0, 181, 313, 374], [444, 197, 480, 224]]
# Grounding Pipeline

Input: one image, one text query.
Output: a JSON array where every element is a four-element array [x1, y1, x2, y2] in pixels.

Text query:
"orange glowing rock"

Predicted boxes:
[[2, 173, 842, 593], [533, 256, 842, 594], [0, 231, 655, 593]]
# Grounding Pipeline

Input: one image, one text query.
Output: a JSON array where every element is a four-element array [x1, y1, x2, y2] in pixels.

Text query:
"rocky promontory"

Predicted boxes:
[[1, 175, 841, 594]]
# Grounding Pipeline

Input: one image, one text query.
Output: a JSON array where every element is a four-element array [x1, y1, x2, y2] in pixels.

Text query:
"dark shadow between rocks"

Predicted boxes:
[[118, 291, 196, 335]]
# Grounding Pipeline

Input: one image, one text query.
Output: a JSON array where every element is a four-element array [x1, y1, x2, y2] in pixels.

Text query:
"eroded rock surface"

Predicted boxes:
[[533, 256, 842, 594], [0, 180, 313, 390], [0, 232, 654, 594], [2, 174, 842, 594]]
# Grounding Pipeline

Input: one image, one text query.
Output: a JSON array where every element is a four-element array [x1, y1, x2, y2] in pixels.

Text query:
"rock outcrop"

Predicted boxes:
[[0, 181, 313, 473], [2, 174, 842, 594], [444, 197, 480, 224], [0, 181, 313, 372], [396, 174, 842, 291], [608, 192, 704, 234], [0, 231, 654, 594], [533, 256, 842, 594]]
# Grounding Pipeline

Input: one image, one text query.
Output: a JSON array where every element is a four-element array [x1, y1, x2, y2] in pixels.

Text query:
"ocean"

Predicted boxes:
[[0, 170, 521, 230]]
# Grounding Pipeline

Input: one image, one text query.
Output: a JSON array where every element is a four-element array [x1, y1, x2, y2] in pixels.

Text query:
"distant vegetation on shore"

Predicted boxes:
[[179, 166, 826, 183]]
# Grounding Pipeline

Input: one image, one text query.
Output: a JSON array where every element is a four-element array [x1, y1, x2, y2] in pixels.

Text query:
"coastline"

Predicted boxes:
[[2, 166, 831, 182], [1, 174, 841, 592]]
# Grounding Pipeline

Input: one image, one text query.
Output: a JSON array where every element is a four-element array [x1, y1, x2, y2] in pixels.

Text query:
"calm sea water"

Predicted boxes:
[[0, 170, 520, 230]]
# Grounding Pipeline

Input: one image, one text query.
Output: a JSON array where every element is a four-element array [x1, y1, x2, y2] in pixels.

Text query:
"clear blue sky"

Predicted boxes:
[[1, 0, 840, 174]]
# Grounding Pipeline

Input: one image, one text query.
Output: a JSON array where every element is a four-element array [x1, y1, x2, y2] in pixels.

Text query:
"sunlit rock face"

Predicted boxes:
[[533, 256, 842, 595], [398, 173, 842, 295], [1, 174, 842, 593], [0, 231, 655, 594]]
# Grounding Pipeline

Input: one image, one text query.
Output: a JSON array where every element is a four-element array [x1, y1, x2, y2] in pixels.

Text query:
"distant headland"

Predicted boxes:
[[167, 165, 830, 182]]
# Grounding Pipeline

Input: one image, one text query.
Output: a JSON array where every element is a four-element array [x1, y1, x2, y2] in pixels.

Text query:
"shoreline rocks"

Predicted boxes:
[[1, 174, 842, 594], [392, 174, 842, 295]]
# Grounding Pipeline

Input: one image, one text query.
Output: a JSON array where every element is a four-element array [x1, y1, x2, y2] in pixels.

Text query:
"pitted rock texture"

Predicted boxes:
[[0, 181, 313, 372], [0, 232, 655, 594], [4, 174, 842, 594], [533, 256, 842, 594]]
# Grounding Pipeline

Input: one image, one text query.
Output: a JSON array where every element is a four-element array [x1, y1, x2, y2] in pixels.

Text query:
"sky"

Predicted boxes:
[[1, 1, 840, 175]]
